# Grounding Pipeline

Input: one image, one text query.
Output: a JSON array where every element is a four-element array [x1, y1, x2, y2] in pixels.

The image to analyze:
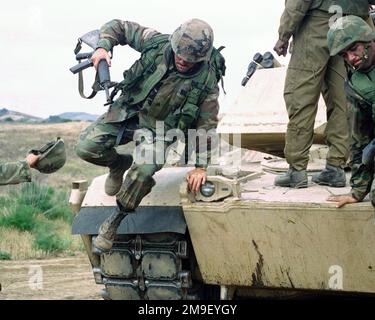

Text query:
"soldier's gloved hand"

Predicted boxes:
[[273, 39, 289, 57], [327, 194, 358, 208], [26, 154, 40, 169], [91, 48, 112, 69], [187, 168, 207, 193]]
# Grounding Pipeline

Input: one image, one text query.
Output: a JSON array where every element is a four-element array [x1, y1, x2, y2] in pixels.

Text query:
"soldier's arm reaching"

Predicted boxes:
[[328, 97, 374, 207], [0, 154, 40, 186], [187, 85, 220, 192], [347, 105, 374, 202], [194, 85, 220, 168], [274, 0, 312, 56], [91, 20, 160, 69], [96, 20, 159, 53]]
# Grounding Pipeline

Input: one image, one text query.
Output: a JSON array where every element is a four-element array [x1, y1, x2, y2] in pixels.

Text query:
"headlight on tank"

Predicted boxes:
[[200, 182, 216, 197]]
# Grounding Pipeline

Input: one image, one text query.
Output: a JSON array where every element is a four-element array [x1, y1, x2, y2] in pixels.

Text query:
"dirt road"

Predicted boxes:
[[0, 254, 102, 300]]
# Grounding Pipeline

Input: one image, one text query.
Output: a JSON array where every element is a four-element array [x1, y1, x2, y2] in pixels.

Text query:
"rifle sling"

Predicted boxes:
[[78, 70, 97, 99], [115, 123, 127, 147]]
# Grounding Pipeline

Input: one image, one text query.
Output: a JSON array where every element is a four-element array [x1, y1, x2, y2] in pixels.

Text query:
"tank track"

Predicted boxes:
[[89, 232, 200, 300]]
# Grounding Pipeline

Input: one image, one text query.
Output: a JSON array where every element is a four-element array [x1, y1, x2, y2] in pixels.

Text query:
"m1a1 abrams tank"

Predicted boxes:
[[70, 55, 375, 300]]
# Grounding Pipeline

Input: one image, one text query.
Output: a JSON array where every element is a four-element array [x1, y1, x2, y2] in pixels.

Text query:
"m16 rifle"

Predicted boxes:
[[70, 30, 117, 106]]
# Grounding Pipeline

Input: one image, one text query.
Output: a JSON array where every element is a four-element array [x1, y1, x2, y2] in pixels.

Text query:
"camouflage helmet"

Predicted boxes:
[[170, 18, 214, 63], [29, 137, 66, 174], [327, 15, 375, 56]]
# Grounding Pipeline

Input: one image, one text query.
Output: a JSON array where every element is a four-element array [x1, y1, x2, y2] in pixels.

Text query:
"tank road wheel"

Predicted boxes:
[[91, 232, 202, 300]]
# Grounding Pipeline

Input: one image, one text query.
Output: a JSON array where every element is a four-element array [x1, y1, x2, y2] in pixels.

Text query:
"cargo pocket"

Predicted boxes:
[[177, 103, 200, 132]]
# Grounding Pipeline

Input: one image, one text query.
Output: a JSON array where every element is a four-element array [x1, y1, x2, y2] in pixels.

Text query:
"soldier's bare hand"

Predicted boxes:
[[327, 195, 358, 208], [187, 168, 207, 193], [91, 48, 112, 69], [274, 39, 289, 57], [26, 154, 40, 169]]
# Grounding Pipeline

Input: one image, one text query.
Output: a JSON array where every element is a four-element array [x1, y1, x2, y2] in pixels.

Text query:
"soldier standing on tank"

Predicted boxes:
[[75, 19, 224, 252], [326, 16, 375, 208], [273, 0, 375, 189]]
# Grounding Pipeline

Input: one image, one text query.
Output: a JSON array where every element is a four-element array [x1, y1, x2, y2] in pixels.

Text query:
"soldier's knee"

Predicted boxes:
[[75, 140, 102, 162], [116, 167, 157, 211]]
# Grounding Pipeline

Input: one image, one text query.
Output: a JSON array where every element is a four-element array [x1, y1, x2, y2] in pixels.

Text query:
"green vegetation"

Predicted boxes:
[[33, 221, 71, 253], [0, 250, 11, 260], [0, 182, 75, 256], [0, 203, 36, 231]]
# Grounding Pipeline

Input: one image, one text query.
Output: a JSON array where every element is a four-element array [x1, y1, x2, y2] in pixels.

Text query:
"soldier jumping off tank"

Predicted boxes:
[[75, 19, 225, 253]]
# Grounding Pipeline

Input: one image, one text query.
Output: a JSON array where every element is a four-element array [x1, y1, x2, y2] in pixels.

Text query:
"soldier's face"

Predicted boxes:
[[341, 42, 372, 71], [174, 55, 196, 73]]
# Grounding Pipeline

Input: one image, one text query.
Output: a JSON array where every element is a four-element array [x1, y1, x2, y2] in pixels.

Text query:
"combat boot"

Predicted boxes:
[[274, 167, 308, 188], [312, 164, 346, 187], [105, 154, 133, 196], [93, 207, 129, 253]]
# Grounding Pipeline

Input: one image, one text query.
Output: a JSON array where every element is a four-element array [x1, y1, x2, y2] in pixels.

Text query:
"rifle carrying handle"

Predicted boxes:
[[70, 59, 93, 74]]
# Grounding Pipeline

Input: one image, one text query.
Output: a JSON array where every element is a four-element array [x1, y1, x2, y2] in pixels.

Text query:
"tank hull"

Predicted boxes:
[[181, 169, 375, 294]]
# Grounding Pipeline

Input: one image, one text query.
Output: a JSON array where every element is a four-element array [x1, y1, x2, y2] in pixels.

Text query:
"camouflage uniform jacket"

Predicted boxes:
[[96, 20, 220, 166], [346, 68, 375, 201], [278, 0, 375, 43], [0, 161, 31, 185]]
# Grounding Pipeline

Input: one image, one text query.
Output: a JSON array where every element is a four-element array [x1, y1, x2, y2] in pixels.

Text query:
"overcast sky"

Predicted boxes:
[[1, 0, 287, 118]]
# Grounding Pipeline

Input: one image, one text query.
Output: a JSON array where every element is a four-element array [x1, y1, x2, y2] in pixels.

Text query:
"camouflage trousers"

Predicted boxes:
[[75, 114, 164, 211], [284, 12, 350, 171]]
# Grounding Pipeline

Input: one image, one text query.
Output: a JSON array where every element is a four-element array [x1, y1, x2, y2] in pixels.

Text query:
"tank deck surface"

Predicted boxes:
[[240, 167, 366, 206]]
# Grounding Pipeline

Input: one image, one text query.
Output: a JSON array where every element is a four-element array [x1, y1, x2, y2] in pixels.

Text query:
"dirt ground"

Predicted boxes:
[[0, 254, 103, 300]]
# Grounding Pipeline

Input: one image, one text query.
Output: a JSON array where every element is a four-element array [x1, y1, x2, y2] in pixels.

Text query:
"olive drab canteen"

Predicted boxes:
[[327, 15, 375, 56], [170, 18, 214, 63], [29, 137, 66, 174]]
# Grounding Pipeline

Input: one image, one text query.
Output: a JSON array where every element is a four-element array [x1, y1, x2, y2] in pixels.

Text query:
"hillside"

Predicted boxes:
[[56, 112, 99, 122], [0, 108, 99, 123], [0, 108, 42, 123]]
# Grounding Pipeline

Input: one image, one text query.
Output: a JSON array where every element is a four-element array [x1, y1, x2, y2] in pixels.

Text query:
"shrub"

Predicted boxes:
[[0, 204, 37, 231], [0, 195, 12, 208], [17, 182, 55, 212], [33, 221, 71, 253], [0, 250, 11, 260], [43, 206, 73, 224], [0, 182, 75, 257], [42, 191, 73, 223]]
